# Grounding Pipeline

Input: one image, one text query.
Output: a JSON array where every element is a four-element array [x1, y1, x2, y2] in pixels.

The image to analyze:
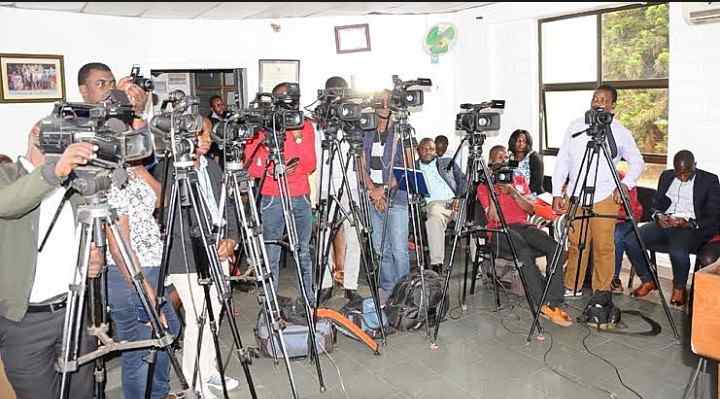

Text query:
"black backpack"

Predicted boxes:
[[385, 270, 446, 331], [581, 291, 621, 329]]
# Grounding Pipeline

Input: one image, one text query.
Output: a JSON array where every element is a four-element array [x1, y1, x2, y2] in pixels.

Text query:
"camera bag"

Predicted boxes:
[[254, 297, 335, 359]]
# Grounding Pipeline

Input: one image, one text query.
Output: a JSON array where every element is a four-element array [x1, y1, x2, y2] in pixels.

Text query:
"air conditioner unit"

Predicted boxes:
[[683, 2, 720, 25]]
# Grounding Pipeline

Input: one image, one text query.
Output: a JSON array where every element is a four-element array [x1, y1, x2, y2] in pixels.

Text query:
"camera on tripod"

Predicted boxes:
[[130, 64, 154, 92], [390, 75, 431, 109], [150, 90, 204, 160], [38, 90, 153, 169], [455, 100, 505, 134], [584, 106, 614, 134], [312, 88, 380, 145]]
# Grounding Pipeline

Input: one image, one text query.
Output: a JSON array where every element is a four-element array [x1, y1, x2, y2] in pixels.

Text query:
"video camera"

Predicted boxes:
[[130, 65, 154, 92], [390, 75, 431, 109], [38, 90, 154, 169], [584, 106, 614, 137], [211, 85, 305, 152], [312, 88, 380, 145], [490, 160, 518, 184], [150, 90, 204, 160], [456, 100, 505, 134]]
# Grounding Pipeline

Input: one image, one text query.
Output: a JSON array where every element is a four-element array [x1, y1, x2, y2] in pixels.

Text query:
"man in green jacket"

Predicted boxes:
[[0, 128, 99, 398]]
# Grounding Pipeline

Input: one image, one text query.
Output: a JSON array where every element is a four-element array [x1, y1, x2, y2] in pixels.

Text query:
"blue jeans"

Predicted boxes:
[[261, 194, 315, 303], [107, 266, 181, 399], [625, 223, 705, 289], [613, 222, 636, 278], [370, 196, 410, 292]]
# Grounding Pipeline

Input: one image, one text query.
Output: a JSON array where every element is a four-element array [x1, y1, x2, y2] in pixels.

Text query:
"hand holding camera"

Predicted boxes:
[[54, 142, 98, 178], [117, 76, 148, 114]]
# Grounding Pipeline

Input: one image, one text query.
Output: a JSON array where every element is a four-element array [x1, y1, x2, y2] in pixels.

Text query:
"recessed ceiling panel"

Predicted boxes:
[[13, 2, 86, 11], [83, 2, 149, 17]]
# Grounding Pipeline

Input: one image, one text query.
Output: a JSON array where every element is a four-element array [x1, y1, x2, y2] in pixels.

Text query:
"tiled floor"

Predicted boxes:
[[103, 252, 707, 399]]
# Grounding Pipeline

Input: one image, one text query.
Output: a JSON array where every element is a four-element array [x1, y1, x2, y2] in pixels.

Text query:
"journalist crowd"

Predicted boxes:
[[2, 61, 720, 399]]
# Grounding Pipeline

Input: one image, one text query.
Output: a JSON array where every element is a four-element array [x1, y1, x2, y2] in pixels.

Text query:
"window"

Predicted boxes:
[[539, 3, 669, 186]]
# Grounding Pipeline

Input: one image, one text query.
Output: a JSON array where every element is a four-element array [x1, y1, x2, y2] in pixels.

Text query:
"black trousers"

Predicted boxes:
[[491, 223, 566, 308], [0, 308, 95, 399]]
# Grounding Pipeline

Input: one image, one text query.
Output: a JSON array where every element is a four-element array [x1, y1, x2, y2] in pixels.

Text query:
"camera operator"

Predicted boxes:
[[552, 84, 644, 296], [74, 61, 186, 399], [316, 76, 363, 303], [207, 95, 229, 168], [0, 129, 99, 398], [478, 145, 571, 327], [359, 91, 410, 303], [154, 116, 242, 396], [244, 82, 317, 304]]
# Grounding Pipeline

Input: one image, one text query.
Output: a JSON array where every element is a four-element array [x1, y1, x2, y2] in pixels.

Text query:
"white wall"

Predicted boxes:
[[0, 7, 461, 158], [668, 3, 720, 174]]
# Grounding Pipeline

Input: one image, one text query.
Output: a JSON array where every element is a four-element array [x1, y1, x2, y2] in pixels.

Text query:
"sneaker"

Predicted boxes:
[[610, 278, 624, 294], [206, 373, 240, 391], [564, 288, 583, 297], [540, 305, 573, 327]]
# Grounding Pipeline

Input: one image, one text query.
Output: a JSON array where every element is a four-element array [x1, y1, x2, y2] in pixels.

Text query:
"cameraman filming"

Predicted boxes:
[[477, 145, 571, 327], [0, 130, 99, 397], [552, 84, 644, 298], [244, 82, 317, 304]]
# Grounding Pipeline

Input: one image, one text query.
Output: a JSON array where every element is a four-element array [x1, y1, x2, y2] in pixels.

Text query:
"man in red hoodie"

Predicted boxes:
[[244, 82, 317, 303]]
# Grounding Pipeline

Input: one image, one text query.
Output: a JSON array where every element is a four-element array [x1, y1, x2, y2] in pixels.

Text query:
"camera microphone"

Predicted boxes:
[[416, 78, 432, 86], [460, 103, 474, 109]]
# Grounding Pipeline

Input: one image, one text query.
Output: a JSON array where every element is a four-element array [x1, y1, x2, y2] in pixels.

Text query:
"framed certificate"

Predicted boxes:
[[258, 59, 300, 93], [335, 24, 372, 54]]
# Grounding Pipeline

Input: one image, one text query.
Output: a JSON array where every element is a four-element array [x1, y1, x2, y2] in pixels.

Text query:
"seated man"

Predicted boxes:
[[627, 150, 720, 306], [415, 138, 466, 272], [477, 145, 571, 327]]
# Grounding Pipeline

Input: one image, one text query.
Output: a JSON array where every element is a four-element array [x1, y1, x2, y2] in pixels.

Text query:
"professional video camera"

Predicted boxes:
[[456, 100, 505, 134], [311, 88, 380, 146], [150, 90, 204, 160], [390, 75, 431, 109], [38, 90, 153, 169], [130, 64, 154, 92], [491, 160, 518, 184], [584, 106, 614, 137], [212, 85, 306, 152]]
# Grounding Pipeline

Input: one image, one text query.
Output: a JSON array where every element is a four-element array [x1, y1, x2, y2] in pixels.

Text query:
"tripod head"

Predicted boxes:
[[571, 107, 618, 158]]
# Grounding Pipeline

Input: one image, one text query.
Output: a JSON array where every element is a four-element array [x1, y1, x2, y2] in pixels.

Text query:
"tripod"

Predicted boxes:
[[391, 109, 434, 339], [251, 125, 327, 393], [214, 141, 300, 398], [313, 124, 387, 345], [157, 154, 257, 399], [528, 124, 679, 341], [57, 174, 194, 399], [432, 134, 541, 345]]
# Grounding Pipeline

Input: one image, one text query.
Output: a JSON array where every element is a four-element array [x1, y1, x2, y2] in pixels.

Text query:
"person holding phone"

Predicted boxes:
[[244, 82, 318, 304], [626, 150, 720, 305]]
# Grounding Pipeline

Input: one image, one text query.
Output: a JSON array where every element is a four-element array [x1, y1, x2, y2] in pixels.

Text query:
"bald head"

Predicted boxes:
[[673, 150, 696, 182]]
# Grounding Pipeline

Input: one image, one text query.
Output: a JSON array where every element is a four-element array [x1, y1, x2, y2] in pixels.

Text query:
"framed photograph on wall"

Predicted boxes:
[[335, 24, 371, 54], [0, 53, 65, 103], [259, 59, 300, 93]]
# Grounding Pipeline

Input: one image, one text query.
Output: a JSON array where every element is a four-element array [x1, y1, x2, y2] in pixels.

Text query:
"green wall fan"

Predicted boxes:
[[424, 23, 457, 63]]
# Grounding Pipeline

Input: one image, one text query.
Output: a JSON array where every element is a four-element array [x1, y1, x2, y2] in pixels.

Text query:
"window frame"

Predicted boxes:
[[538, 2, 669, 164]]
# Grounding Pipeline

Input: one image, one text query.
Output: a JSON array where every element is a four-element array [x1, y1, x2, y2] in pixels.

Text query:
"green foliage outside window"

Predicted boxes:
[[602, 4, 668, 155]]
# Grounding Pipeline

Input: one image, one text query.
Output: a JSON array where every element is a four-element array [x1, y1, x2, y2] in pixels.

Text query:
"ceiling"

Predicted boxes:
[[0, 2, 496, 20]]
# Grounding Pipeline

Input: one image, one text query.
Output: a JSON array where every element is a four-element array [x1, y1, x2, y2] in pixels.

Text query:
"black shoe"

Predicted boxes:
[[318, 287, 333, 304], [345, 289, 363, 303], [430, 263, 443, 273]]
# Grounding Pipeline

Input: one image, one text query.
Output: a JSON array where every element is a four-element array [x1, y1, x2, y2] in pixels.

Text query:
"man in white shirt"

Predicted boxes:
[[552, 84, 644, 295]]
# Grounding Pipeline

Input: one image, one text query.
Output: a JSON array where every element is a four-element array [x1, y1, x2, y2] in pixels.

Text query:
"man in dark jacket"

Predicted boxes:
[[416, 138, 467, 271], [628, 150, 720, 305]]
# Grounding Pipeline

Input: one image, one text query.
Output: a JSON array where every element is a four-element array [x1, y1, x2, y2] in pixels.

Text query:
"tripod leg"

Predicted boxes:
[[59, 221, 93, 399]]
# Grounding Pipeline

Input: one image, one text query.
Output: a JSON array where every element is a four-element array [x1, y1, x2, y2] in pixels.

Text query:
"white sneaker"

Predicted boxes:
[[564, 288, 583, 297], [197, 386, 219, 399], [206, 372, 240, 391]]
